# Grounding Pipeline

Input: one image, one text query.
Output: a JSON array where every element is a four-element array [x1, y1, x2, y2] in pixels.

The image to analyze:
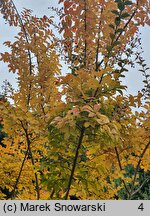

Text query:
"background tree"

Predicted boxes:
[[0, 0, 62, 199]]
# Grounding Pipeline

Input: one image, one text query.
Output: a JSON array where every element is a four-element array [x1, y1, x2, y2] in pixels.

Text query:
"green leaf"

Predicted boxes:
[[117, 89, 123, 95], [115, 17, 121, 26], [124, 1, 133, 5], [121, 68, 128, 72], [118, 2, 125, 11], [119, 74, 125, 78], [121, 13, 130, 19], [143, 80, 148, 84]]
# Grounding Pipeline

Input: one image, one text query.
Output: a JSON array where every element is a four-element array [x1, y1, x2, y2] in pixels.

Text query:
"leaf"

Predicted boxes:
[[117, 89, 123, 95], [84, 122, 91, 128], [109, 24, 115, 29], [96, 114, 110, 125], [94, 104, 101, 112], [124, 1, 133, 5], [82, 105, 93, 112], [116, 28, 124, 33], [118, 2, 125, 11], [121, 13, 130, 19], [115, 17, 121, 26], [111, 10, 120, 16], [119, 74, 125, 78], [88, 112, 96, 118], [115, 0, 122, 2]]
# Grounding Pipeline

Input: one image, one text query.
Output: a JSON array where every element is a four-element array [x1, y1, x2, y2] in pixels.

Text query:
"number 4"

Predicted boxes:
[[138, 203, 144, 211]]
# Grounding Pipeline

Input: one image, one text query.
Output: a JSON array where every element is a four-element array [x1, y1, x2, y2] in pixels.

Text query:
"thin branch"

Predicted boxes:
[[65, 127, 85, 200], [93, 73, 104, 97], [10, 149, 29, 199], [19, 120, 40, 200], [24, 128, 40, 200], [129, 140, 150, 199], [50, 188, 55, 199], [114, 146, 131, 197], [115, 0, 139, 43], [130, 177, 150, 198]]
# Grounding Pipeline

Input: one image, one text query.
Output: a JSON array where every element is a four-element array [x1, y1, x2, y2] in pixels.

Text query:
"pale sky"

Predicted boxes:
[[0, 0, 150, 95]]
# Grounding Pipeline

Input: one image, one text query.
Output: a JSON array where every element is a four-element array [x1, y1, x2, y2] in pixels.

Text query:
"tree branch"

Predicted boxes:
[[10, 148, 29, 199], [19, 120, 40, 200], [65, 127, 85, 199], [114, 146, 131, 197]]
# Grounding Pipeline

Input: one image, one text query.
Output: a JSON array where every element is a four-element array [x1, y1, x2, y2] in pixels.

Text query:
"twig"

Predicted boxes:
[[130, 177, 150, 198], [97, 0, 139, 71], [93, 0, 140, 98], [129, 140, 150, 199], [114, 146, 131, 197]]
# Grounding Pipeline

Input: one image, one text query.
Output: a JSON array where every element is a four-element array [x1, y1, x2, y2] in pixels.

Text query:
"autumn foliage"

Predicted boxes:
[[0, 0, 150, 200]]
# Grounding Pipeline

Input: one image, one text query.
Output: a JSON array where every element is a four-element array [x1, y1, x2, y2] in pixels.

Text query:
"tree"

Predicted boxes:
[[0, 0, 61, 199], [0, 0, 149, 200]]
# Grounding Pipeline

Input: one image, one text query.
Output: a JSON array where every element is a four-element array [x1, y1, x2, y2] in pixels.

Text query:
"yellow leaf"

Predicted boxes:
[[84, 122, 91, 128]]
